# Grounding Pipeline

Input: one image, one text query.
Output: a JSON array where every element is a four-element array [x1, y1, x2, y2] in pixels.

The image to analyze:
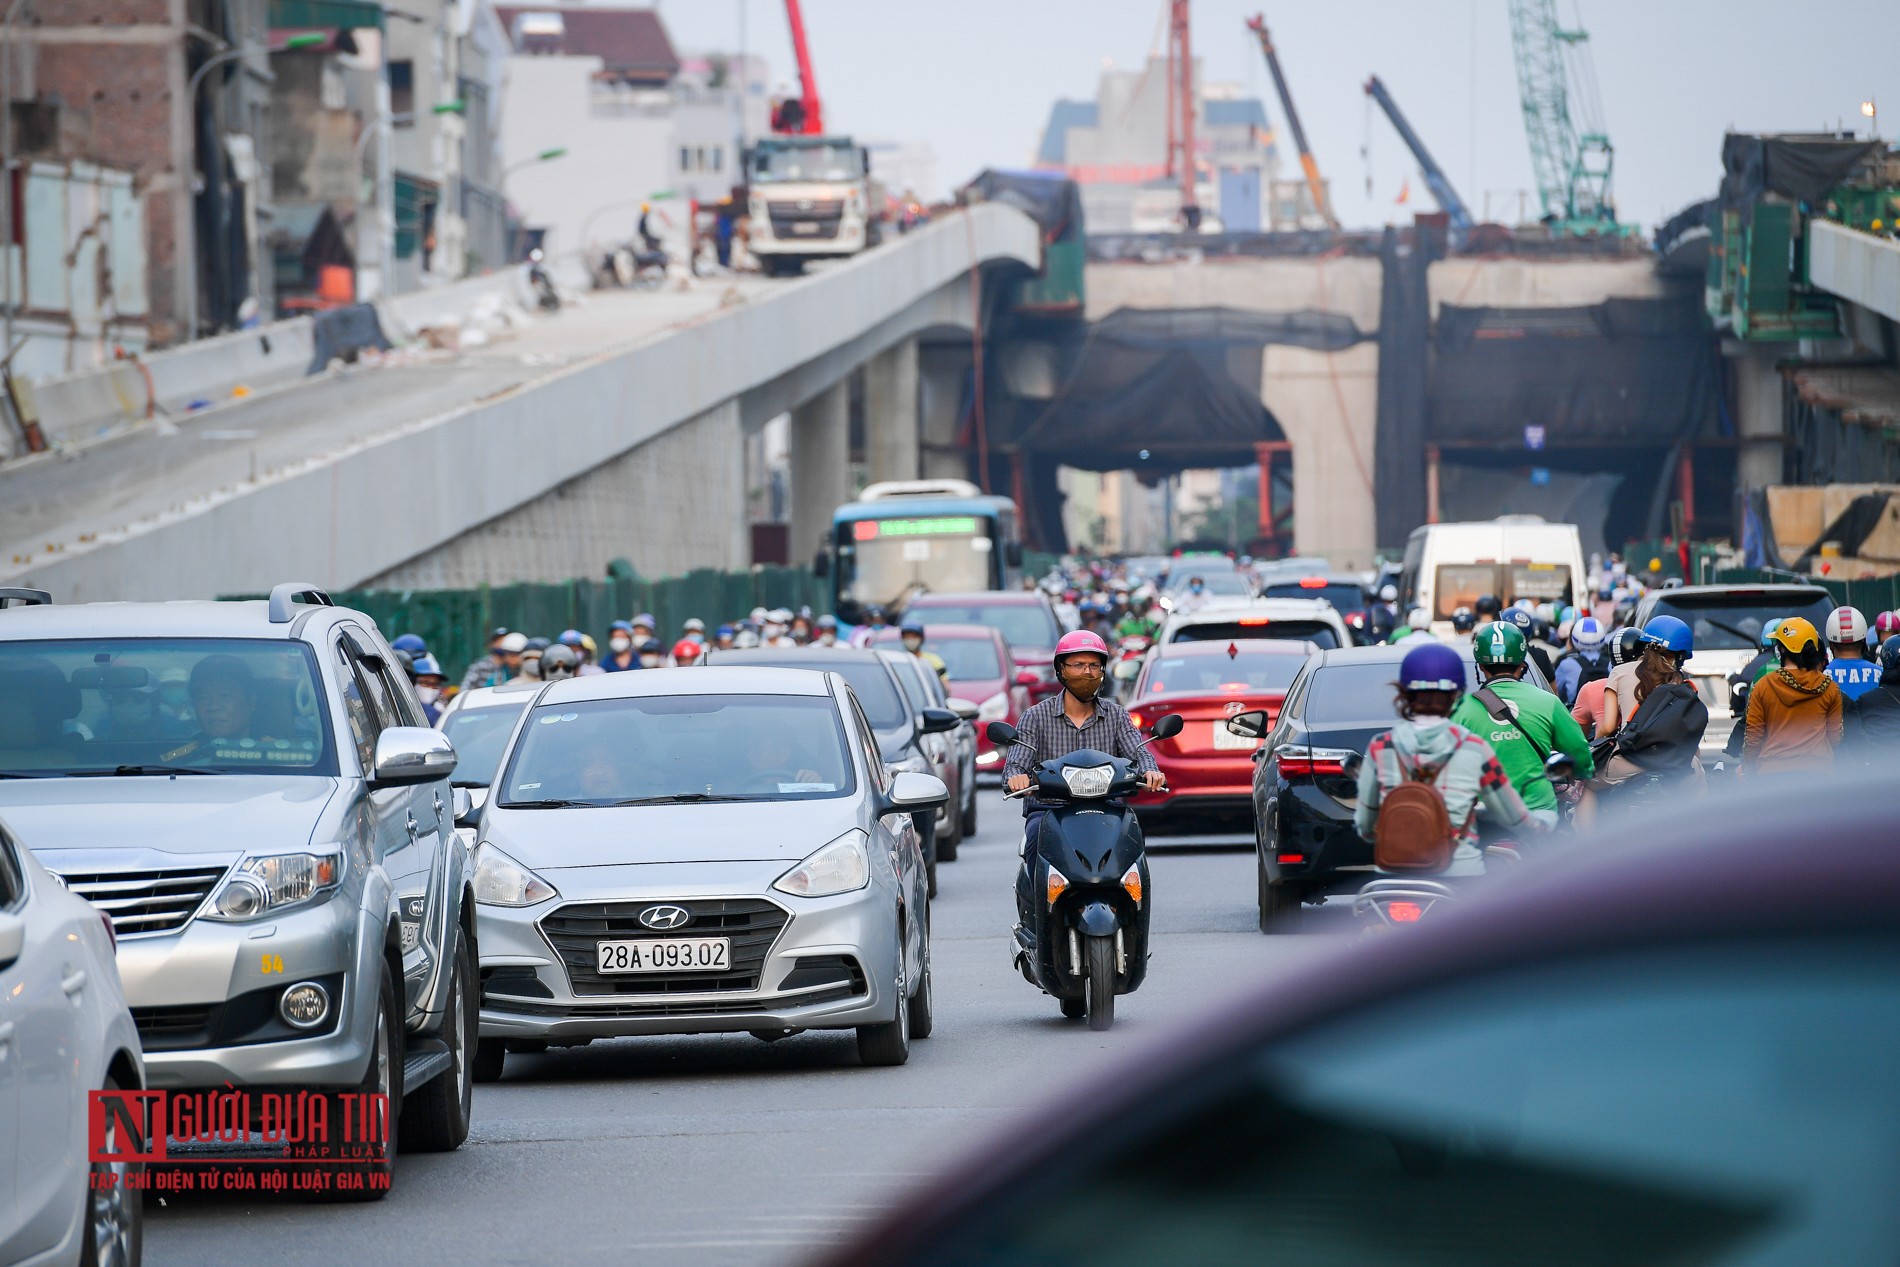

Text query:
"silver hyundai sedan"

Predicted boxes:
[[470, 666, 945, 1076]]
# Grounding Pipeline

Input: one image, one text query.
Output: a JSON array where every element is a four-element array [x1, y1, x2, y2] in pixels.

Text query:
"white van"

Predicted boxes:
[[1397, 517, 1587, 633]]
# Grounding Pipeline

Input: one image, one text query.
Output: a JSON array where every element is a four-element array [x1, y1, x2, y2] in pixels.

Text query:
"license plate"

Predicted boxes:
[[1213, 722, 1260, 751], [595, 938, 730, 974], [792, 221, 820, 234]]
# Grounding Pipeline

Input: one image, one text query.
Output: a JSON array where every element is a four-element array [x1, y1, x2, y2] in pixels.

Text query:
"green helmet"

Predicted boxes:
[[1473, 621, 1528, 667]]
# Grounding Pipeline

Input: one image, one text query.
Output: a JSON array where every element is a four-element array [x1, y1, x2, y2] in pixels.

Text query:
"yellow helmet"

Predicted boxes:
[[1768, 617, 1820, 655]]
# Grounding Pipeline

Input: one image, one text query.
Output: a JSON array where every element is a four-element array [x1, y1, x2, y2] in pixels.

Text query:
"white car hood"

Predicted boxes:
[[0, 775, 335, 861], [485, 797, 865, 870]]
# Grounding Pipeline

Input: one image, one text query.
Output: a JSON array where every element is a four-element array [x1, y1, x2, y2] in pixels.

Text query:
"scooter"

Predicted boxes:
[[988, 712, 1182, 1032]]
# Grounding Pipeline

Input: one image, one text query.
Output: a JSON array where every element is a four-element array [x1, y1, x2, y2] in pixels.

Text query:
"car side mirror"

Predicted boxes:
[[1005, 541, 1024, 568], [1013, 669, 1041, 689], [887, 770, 949, 812], [985, 721, 1019, 747], [1224, 710, 1269, 740], [0, 911, 21, 973], [1149, 713, 1185, 741], [371, 726, 457, 787], [918, 707, 960, 735], [452, 785, 487, 828], [946, 697, 981, 722]]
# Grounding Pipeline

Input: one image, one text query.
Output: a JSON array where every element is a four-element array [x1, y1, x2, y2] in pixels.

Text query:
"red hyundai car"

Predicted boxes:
[[901, 591, 1065, 703], [871, 623, 1029, 775], [1126, 638, 1315, 829]]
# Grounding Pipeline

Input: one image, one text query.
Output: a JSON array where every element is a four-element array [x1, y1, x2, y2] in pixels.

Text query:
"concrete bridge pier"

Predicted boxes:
[[864, 338, 921, 484], [790, 378, 851, 572]]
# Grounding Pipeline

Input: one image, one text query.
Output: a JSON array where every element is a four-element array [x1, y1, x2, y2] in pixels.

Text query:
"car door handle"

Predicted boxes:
[[62, 969, 87, 997], [406, 813, 420, 839], [0, 1020, 14, 1048], [432, 792, 445, 818]]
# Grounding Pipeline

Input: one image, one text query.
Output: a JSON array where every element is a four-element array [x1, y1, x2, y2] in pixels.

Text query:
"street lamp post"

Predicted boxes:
[[503, 148, 568, 260], [1, 0, 34, 364]]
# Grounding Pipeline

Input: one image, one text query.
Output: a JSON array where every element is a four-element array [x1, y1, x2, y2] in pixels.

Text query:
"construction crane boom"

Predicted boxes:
[[772, 0, 824, 135], [1507, 0, 1614, 229], [1363, 75, 1474, 234], [1245, 13, 1337, 231]]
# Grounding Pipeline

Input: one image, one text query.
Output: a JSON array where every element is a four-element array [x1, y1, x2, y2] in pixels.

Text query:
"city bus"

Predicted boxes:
[[821, 480, 1024, 624]]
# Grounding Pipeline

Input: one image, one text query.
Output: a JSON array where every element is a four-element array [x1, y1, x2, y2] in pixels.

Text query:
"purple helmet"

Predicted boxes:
[[1399, 643, 1465, 693]]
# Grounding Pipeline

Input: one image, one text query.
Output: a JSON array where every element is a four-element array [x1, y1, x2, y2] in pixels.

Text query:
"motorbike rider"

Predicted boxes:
[[411, 654, 447, 723], [1872, 611, 1900, 655], [1174, 576, 1213, 614], [898, 617, 949, 688], [1354, 643, 1541, 877], [540, 644, 580, 681], [1554, 615, 1610, 706], [1446, 606, 1477, 646], [636, 637, 667, 669], [850, 604, 890, 648], [1823, 607, 1880, 703], [812, 614, 841, 648], [1114, 596, 1160, 643], [1004, 631, 1166, 924], [1592, 617, 1707, 795], [1498, 607, 1555, 682], [1367, 584, 1400, 643], [1742, 617, 1843, 775], [1450, 622, 1594, 830], [1474, 593, 1502, 627], [671, 639, 705, 667], [1848, 635, 1900, 752], [459, 627, 515, 692]]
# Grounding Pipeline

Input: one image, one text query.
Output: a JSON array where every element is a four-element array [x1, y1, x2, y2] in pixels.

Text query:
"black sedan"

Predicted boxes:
[[820, 774, 1900, 1267], [1235, 643, 1550, 932]]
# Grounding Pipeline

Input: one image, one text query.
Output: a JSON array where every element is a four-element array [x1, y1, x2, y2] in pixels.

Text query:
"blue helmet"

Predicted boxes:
[[899, 616, 927, 637], [1570, 615, 1607, 650], [1499, 607, 1536, 636], [1759, 618, 1783, 649], [411, 654, 442, 677], [1880, 634, 1900, 677], [1643, 614, 1694, 655], [632, 613, 657, 629], [391, 633, 428, 654], [557, 629, 585, 647], [609, 619, 634, 634], [1399, 643, 1465, 693]]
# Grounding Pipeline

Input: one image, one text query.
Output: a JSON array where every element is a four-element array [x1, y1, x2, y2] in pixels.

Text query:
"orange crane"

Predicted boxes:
[[770, 0, 824, 135], [1245, 14, 1338, 230], [1164, 0, 1201, 229]]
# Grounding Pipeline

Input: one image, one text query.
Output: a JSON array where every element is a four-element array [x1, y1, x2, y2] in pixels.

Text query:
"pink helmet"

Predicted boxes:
[[1053, 629, 1110, 666], [1876, 610, 1900, 639]]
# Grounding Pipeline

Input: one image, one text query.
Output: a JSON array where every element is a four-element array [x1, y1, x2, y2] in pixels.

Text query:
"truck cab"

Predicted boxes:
[[745, 135, 881, 275]]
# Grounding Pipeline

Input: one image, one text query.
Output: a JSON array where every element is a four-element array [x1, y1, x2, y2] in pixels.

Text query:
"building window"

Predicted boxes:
[[679, 146, 691, 171], [389, 60, 414, 124], [712, 147, 722, 173]]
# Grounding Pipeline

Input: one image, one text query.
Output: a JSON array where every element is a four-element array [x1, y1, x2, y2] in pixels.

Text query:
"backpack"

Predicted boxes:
[[1571, 649, 1610, 689], [1616, 681, 1708, 773], [1374, 754, 1457, 874]]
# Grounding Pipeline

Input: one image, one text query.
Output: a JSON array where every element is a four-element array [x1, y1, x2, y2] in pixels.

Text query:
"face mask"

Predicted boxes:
[[817, 632, 836, 647], [415, 686, 441, 705], [1059, 667, 1102, 702], [1189, 582, 1204, 594], [610, 637, 632, 654], [1410, 714, 1451, 735], [640, 654, 663, 668], [902, 635, 923, 653], [687, 632, 705, 645]]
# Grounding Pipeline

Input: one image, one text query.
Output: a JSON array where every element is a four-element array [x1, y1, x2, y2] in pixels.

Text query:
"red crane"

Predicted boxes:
[[1164, 0, 1200, 229], [770, 0, 825, 135]]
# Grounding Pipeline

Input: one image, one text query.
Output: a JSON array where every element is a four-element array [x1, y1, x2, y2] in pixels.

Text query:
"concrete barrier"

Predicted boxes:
[[5, 204, 1042, 601]]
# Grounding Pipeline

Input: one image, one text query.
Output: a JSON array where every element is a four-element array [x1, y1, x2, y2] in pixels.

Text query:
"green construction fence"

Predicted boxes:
[[228, 564, 828, 683]]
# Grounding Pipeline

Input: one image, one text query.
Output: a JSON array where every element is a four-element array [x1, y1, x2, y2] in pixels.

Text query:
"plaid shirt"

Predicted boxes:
[[1005, 693, 1157, 808]]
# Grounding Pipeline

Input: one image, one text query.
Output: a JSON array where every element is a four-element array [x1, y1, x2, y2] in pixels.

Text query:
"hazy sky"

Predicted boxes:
[[652, 0, 1897, 229]]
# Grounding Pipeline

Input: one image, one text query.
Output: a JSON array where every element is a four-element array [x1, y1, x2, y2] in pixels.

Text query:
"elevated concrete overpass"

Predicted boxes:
[[0, 204, 1040, 602]]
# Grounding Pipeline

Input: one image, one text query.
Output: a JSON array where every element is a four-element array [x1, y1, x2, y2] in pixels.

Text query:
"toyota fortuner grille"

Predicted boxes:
[[55, 864, 229, 937]]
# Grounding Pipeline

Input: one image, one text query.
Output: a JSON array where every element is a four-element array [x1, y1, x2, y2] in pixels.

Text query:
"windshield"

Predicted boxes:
[[838, 517, 998, 611], [498, 694, 853, 806], [1261, 582, 1365, 612], [875, 633, 1003, 682], [906, 600, 1059, 652], [1172, 620, 1340, 650], [1143, 651, 1307, 697], [1434, 563, 1573, 618], [1651, 592, 1836, 652], [885, 657, 932, 712], [0, 638, 336, 776], [749, 140, 864, 184], [1305, 659, 1477, 727], [1170, 573, 1254, 598], [438, 697, 530, 786]]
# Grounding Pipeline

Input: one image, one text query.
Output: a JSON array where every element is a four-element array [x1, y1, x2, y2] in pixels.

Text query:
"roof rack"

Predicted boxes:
[[0, 587, 52, 609], [268, 582, 335, 624]]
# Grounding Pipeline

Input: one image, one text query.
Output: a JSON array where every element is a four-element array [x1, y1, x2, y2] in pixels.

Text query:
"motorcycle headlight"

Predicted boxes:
[[773, 830, 870, 898], [1061, 764, 1115, 798], [473, 842, 558, 907], [204, 850, 344, 922], [976, 693, 1009, 722]]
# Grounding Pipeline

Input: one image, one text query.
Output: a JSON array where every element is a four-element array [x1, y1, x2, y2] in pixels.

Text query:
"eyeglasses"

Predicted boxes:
[[1059, 662, 1105, 675]]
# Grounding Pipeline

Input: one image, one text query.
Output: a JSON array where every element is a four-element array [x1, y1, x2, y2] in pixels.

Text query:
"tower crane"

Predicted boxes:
[[1245, 14, 1337, 231], [1507, 0, 1617, 232], [1364, 75, 1474, 237]]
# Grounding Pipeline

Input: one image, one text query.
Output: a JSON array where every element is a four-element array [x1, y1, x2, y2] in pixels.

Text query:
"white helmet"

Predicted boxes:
[[1378, 584, 1397, 602], [499, 632, 529, 654], [1825, 605, 1868, 644]]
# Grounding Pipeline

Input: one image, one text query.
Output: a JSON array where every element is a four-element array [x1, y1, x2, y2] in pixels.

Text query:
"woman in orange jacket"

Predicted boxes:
[[1742, 617, 1844, 774]]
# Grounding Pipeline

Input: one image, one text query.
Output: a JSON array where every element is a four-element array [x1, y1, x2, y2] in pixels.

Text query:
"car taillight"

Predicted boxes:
[[1278, 853, 1306, 864], [1388, 901, 1423, 923], [1278, 746, 1355, 777]]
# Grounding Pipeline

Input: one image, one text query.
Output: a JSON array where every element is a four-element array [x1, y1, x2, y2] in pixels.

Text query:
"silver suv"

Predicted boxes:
[[0, 583, 476, 1192]]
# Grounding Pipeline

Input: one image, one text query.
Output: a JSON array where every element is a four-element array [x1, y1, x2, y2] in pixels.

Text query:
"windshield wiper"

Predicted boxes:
[[1703, 618, 1756, 647], [610, 793, 748, 807], [98, 764, 222, 777], [496, 798, 604, 810]]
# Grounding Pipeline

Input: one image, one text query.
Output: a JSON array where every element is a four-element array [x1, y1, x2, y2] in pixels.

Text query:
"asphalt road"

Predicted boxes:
[[145, 790, 1354, 1266]]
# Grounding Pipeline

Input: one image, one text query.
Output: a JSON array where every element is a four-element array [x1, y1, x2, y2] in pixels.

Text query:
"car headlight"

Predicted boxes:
[[773, 830, 870, 898], [203, 850, 344, 922], [1061, 764, 1115, 798], [976, 693, 1009, 722], [473, 842, 558, 907]]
